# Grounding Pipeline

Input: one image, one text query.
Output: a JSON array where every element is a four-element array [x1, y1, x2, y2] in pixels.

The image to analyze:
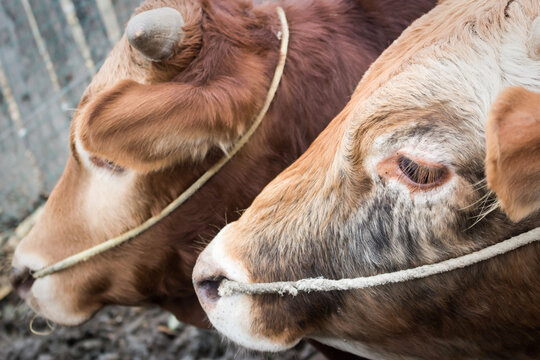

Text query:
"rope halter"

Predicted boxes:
[[218, 227, 540, 296]]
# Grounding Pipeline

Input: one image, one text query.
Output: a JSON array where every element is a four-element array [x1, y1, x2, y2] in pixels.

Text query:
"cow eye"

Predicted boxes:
[[89, 155, 124, 172], [397, 155, 447, 188]]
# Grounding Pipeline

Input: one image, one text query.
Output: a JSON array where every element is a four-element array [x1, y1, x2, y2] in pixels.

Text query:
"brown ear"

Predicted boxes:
[[78, 52, 268, 173], [485, 86, 540, 222]]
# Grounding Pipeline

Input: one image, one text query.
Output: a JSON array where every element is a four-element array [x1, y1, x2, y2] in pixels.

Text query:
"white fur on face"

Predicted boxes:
[[11, 34, 157, 325], [74, 136, 139, 237], [30, 276, 92, 326], [10, 136, 140, 326], [194, 225, 301, 351], [11, 248, 91, 325]]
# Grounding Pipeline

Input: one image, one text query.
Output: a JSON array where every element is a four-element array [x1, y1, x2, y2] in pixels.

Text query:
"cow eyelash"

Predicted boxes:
[[397, 155, 447, 187], [89, 155, 125, 172]]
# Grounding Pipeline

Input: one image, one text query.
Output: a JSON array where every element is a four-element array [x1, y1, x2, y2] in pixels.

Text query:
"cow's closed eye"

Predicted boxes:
[[377, 153, 450, 192], [398, 155, 448, 187], [90, 155, 125, 173]]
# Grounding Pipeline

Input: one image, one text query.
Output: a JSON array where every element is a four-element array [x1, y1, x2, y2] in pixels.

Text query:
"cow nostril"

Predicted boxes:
[[9, 267, 35, 299], [197, 276, 226, 302]]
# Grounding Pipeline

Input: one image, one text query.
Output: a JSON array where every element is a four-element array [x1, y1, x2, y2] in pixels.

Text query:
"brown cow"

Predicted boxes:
[[194, 0, 540, 358], [9, 0, 436, 339]]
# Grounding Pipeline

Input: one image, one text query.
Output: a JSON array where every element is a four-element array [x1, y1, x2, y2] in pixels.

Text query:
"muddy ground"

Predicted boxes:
[[0, 293, 318, 360], [0, 232, 318, 360]]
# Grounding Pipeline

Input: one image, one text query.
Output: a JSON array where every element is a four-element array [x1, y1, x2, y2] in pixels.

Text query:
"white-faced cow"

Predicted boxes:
[[194, 0, 540, 358], [9, 0, 436, 346]]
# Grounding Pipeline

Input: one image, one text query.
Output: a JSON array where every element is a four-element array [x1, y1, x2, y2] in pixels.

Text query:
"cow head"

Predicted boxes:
[[10, 0, 282, 326], [194, 0, 540, 357]]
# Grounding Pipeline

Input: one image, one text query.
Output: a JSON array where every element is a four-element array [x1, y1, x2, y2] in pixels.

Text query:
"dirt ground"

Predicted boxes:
[[0, 293, 318, 360], [0, 228, 318, 360]]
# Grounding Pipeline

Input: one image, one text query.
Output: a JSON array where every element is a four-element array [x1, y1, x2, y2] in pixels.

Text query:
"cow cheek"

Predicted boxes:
[[250, 294, 325, 345]]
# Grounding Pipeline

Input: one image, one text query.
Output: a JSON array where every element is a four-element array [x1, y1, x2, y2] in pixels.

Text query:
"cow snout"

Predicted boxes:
[[193, 255, 228, 308], [194, 225, 298, 352], [9, 266, 35, 299], [196, 276, 226, 303], [193, 223, 251, 311]]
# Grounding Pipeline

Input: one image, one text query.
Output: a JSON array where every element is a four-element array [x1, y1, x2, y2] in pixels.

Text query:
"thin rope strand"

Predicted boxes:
[[29, 314, 56, 336], [32, 7, 290, 279], [219, 226, 540, 297]]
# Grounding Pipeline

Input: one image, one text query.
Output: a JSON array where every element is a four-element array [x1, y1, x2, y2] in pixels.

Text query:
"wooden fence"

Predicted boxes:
[[0, 0, 141, 233]]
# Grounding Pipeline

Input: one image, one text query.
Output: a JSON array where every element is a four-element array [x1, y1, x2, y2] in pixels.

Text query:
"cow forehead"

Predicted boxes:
[[348, 0, 539, 126], [360, 111, 483, 163], [239, 0, 540, 236]]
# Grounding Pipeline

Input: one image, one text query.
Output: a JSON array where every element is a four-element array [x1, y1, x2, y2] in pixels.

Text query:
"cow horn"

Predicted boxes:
[[126, 7, 185, 62]]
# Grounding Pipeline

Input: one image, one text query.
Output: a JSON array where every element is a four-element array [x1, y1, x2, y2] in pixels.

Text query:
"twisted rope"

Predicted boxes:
[[31, 6, 290, 279], [218, 226, 540, 296]]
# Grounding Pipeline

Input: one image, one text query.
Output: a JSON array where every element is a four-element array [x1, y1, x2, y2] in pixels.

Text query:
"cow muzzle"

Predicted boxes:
[[193, 224, 300, 352], [193, 224, 243, 312], [10, 247, 97, 326]]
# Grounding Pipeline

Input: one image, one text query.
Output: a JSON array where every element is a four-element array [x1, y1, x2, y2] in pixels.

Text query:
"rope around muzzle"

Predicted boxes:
[[218, 227, 540, 297], [31, 7, 290, 279]]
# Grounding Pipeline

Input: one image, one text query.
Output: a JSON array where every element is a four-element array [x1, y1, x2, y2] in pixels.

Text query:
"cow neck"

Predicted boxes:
[[31, 6, 290, 280]]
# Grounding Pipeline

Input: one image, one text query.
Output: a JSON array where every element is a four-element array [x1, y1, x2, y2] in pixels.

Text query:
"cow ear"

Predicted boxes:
[[78, 58, 266, 173], [485, 87, 540, 222]]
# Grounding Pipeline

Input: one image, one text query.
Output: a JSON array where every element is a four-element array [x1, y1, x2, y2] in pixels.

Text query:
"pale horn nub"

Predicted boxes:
[[126, 7, 185, 62]]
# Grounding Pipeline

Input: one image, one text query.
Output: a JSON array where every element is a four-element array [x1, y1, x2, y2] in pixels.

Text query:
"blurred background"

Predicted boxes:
[[0, 1, 315, 358], [0, 0, 139, 233]]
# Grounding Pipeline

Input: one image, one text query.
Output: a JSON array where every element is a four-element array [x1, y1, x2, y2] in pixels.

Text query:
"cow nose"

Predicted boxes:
[[9, 267, 35, 299], [193, 255, 228, 308], [197, 276, 226, 302]]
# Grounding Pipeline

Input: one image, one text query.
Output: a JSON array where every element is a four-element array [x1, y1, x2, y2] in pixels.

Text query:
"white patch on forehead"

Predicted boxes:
[[380, 47, 500, 124], [74, 134, 139, 236], [354, 10, 540, 138], [500, 18, 540, 90]]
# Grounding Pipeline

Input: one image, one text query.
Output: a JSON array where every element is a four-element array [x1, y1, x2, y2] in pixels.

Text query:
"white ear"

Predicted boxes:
[[528, 17, 540, 60]]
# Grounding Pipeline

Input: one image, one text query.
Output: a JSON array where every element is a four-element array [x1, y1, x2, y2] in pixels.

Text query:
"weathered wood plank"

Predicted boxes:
[[0, 0, 139, 227], [0, 61, 41, 228], [75, 0, 113, 64], [112, 0, 141, 30]]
